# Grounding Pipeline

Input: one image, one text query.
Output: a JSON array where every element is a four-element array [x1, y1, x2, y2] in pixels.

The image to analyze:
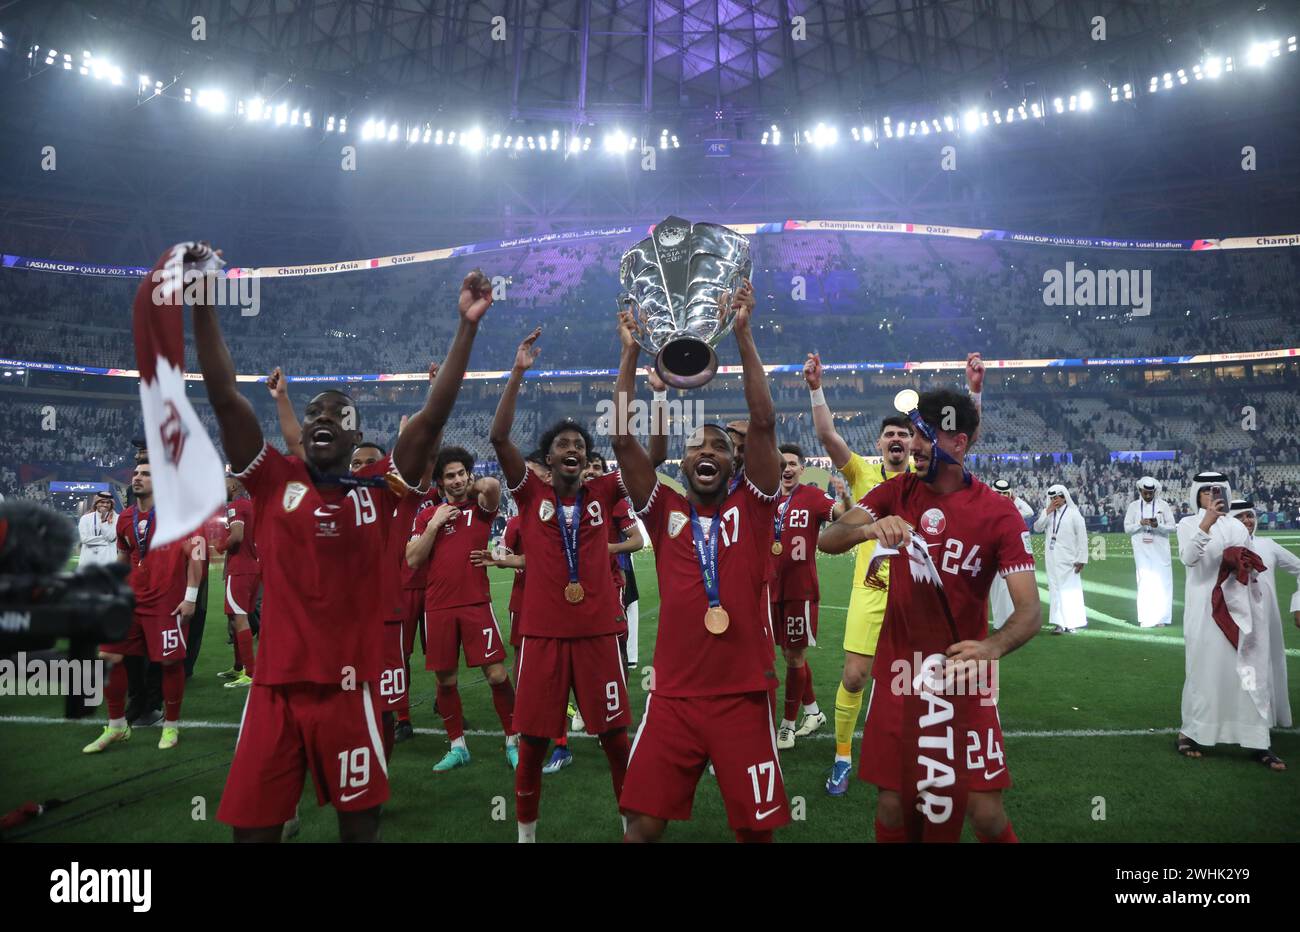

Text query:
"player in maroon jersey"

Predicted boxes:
[[83, 457, 205, 755], [612, 284, 792, 843], [221, 477, 260, 690], [818, 388, 1040, 843], [769, 443, 845, 750], [406, 445, 516, 771], [490, 327, 633, 843], [194, 251, 490, 842]]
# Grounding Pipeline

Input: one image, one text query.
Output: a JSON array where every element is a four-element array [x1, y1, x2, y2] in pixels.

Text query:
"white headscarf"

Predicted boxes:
[[1186, 471, 1232, 512], [1046, 483, 1075, 509], [1137, 476, 1160, 494]]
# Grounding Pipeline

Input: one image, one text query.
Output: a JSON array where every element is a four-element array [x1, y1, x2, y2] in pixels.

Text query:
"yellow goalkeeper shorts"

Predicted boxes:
[[843, 585, 887, 657]]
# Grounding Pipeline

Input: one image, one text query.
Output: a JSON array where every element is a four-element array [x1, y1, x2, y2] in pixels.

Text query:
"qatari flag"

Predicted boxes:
[[132, 243, 227, 547]]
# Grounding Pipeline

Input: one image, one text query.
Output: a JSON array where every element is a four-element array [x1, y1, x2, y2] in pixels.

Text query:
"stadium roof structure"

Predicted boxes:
[[6, 0, 1284, 128]]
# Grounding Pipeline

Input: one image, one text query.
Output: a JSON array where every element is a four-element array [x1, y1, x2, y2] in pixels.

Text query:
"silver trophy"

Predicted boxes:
[[619, 216, 752, 389]]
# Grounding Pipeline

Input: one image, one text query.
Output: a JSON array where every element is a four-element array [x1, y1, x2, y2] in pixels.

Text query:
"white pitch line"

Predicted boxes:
[[3, 715, 1294, 741]]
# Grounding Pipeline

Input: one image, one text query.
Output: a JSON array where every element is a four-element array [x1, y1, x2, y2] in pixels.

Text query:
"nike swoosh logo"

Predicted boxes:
[[314, 505, 341, 517], [339, 790, 366, 803], [605, 712, 621, 722], [386, 696, 401, 705], [755, 807, 781, 820], [983, 767, 1006, 780]]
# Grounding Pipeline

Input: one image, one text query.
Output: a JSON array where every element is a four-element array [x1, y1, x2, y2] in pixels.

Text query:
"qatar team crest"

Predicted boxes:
[[538, 499, 555, 523], [919, 507, 946, 536], [282, 481, 308, 513], [158, 400, 189, 466], [667, 510, 689, 539]]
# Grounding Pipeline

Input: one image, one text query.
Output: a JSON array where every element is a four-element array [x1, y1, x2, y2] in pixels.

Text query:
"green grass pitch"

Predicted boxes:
[[3, 533, 1297, 842]]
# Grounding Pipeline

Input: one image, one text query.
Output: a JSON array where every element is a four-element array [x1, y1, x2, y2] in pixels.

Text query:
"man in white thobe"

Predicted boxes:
[[1124, 476, 1176, 627], [77, 492, 118, 571], [989, 478, 1035, 629], [1034, 483, 1088, 633], [1177, 473, 1286, 770]]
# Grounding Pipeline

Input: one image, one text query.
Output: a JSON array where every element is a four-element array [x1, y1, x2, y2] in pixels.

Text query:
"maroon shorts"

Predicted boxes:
[[424, 602, 506, 671], [859, 676, 1012, 793], [377, 621, 408, 712], [397, 588, 424, 657], [513, 634, 630, 739], [101, 611, 190, 663], [217, 682, 390, 828], [621, 691, 790, 832], [225, 573, 260, 617], [770, 599, 818, 649]]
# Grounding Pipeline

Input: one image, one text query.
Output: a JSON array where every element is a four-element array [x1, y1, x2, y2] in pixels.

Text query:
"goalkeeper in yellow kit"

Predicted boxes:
[[804, 351, 984, 795]]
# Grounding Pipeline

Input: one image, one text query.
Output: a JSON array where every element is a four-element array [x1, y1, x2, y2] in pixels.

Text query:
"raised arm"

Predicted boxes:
[[190, 247, 264, 473], [395, 272, 491, 484], [645, 365, 670, 468], [610, 522, 645, 555], [611, 311, 657, 510], [732, 283, 778, 496], [490, 327, 540, 489], [474, 476, 502, 513], [265, 367, 304, 459], [803, 353, 852, 470]]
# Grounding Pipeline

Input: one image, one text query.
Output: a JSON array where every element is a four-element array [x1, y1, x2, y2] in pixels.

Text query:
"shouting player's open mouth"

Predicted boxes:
[[887, 440, 907, 457], [558, 452, 582, 474], [693, 459, 720, 483], [310, 426, 336, 449]]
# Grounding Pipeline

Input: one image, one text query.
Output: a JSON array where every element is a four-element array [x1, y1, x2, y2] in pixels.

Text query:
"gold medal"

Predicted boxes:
[[704, 606, 730, 635], [564, 581, 585, 604], [771, 541, 783, 556]]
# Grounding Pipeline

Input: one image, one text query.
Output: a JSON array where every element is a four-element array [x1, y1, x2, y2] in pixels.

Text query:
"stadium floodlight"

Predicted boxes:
[[920, 120, 931, 134], [183, 86, 192, 102], [583, 136, 591, 150], [671, 135, 678, 148], [551, 129, 559, 148], [139, 73, 150, 90], [603, 129, 626, 153], [1053, 96, 1064, 113], [196, 88, 228, 113], [463, 127, 484, 150], [962, 109, 979, 132], [237, 99, 245, 115], [290, 108, 300, 125], [1079, 90, 1094, 110], [0, 31, 5, 50], [627, 135, 638, 151], [943, 115, 954, 132], [539, 136, 548, 150], [528, 135, 536, 149], [514, 135, 524, 150], [1122, 83, 1133, 100], [63, 55, 71, 70], [303, 110, 312, 128], [407, 126, 419, 143], [249, 97, 265, 121], [1162, 72, 1173, 88], [850, 127, 859, 141], [361, 119, 375, 141], [275, 102, 289, 125], [1225, 56, 1234, 72], [338, 117, 347, 133], [44, 47, 56, 65], [568, 136, 581, 153], [435, 128, 445, 145], [992, 110, 1002, 124], [1176, 69, 1188, 85], [110, 65, 123, 85], [762, 130, 770, 144], [1246, 40, 1273, 67], [1289, 36, 1297, 53], [1204, 56, 1223, 78], [863, 126, 874, 142]]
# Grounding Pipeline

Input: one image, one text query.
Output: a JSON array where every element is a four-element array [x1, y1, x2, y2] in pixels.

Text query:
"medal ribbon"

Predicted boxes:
[[132, 507, 155, 561], [773, 484, 798, 543], [689, 505, 723, 609], [555, 489, 584, 585]]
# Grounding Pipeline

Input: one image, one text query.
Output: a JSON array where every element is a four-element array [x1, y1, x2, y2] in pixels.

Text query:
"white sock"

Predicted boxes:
[[452, 736, 468, 752], [834, 753, 851, 764], [518, 821, 537, 843], [109, 717, 127, 730], [626, 601, 640, 664], [804, 701, 821, 717], [781, 719, 795, 730], [506, 734, 519, 747], [621, 814, 628, 835], [165, 720, 180, 730]]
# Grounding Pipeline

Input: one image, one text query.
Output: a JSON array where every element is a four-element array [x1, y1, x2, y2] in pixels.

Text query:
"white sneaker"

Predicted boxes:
[[795, 711, 827, 737], [777, 725, 796, 750]]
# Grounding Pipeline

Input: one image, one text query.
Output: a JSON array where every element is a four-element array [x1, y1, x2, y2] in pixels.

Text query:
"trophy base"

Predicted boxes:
[[656, 336, 719, 390]]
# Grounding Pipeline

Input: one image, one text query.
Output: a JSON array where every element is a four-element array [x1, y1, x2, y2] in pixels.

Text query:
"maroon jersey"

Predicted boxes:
[[638, 477, 779, 698], [116, 506, 194, 614], [237, 443, 402, 686], [511, 469, 624, 638], [224, 497, 259, 576], [766, 483, 836, 601], [502, 515, 525, 614], [400, 491, 440, 590], [607, 496, 637, 587], [382, 490, 435, 622], [412, 497, 496, 609], [858, 473, 1036, 678]]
